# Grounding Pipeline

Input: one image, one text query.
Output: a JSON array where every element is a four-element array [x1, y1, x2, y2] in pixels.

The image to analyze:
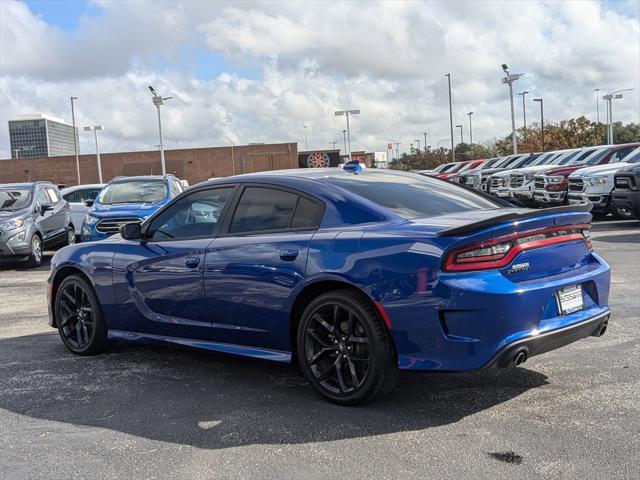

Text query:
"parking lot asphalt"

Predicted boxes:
[[1, 220, 639, 480]]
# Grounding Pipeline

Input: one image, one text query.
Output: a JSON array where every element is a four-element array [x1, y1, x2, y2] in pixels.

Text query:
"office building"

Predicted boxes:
[[9, 114, 79, 159]]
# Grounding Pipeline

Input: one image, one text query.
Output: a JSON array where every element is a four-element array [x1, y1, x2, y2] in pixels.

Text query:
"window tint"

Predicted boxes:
[[291, 197, 323, 228], [323, 171, 500, 219], [609, 146, 635, 163], [79, 189, 101, 202], [98, 180, 167, 205], [147, 187, 233, 241], [63, 191, 77, 203], [230, 187, 299, 234]]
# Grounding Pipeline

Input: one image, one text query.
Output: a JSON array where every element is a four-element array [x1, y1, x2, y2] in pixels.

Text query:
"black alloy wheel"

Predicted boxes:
[[55, 275, 108, 355], [298, 289, 398, 405]]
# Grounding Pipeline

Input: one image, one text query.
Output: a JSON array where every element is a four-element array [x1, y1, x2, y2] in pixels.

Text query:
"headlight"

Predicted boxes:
[[0, 218, 25, 231], [8, 231, 27, 244], [547, 176, 564, 183], [586, 176, 608, 186], [84, 215, 99, 226]]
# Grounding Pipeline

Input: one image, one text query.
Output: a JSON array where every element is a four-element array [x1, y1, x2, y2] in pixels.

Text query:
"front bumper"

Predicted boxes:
[[0, 226, 33, 258], [484, 310, 609, 368], [494, 187, 510, 198], [533, 189, 567, 205], [612, 191, 640, 218], [568, 192, 609, 211]]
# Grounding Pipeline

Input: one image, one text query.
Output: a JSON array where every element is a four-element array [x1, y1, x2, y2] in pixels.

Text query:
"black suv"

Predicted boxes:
[[612, 163, 640, 220], [0, 181, 74, 267]]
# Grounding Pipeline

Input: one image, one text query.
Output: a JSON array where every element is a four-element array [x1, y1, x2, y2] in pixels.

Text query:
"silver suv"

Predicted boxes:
[[0, 181, 73, 267]]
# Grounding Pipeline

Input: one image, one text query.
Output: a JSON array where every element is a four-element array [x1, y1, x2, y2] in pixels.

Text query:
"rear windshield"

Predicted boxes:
[[323, 171, 500, 219], [0, 188, 32, 211], [98, 180, 167, 205]]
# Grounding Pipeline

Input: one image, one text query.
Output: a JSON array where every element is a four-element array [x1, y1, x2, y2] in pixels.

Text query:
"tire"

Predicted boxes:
[[297, 289, 398, 405], [65, 226, 76, 246], [26, 234, 42, 268], [54, 274, 108, 356]]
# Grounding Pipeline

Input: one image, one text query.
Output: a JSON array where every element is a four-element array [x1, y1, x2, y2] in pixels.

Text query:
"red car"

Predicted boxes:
[[532, 143, 640, 206], [438, 159, 485, 180]]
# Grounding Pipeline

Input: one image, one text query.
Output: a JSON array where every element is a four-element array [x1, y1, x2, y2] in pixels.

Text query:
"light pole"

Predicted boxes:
[[445, 73, 455, 162], [593, 88, 600, 123], [70, 96, 81, 184], [423, 132, 427, 153], [603, 89, 635, 144], [456, 125, 463, 144], [304, 124, 308, 151], [342, 130, 347, 156], [467, 112, 473, 145], [148, 86, 173, 175], [501, 64, 524, 154], [533, 98, 544, 152], [518, 91, 528, 142], [394, 142, 401, 164], [84, 126, 104, 183], [335, 109, 360, 162]]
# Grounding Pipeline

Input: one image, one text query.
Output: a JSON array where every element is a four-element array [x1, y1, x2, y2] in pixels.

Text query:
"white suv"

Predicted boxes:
[[568, 147, 640, 217]]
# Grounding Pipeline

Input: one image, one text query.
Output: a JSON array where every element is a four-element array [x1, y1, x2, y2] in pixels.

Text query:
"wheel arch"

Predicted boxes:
[[288, 278, 389, 365], [50, 265, 94, 328]]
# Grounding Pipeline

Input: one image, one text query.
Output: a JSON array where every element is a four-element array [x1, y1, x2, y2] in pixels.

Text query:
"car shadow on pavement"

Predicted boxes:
[[0, 332, 549, 450]]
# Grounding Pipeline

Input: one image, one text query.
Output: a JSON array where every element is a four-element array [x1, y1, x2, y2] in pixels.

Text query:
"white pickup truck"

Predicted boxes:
[[568, 146, 640, 217]]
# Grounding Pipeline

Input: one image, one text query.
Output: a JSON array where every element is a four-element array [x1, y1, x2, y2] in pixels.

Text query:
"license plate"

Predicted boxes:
[[557, 285, 583, 315]]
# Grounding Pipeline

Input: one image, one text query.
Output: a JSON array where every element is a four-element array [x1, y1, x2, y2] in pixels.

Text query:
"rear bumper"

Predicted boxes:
[[483, 310, 610, 368]]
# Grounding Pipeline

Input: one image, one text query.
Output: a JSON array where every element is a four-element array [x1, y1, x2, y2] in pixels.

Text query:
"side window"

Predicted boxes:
[[146, 187, 234, 241], [63, 191, 78, 203], [46, 188, 61, 204], [36, 188, 50, 206], [229, 187, 298, 234], [611, 147, 634, 163], [78, 189, 101, 202], [291, 197, 323, 228]]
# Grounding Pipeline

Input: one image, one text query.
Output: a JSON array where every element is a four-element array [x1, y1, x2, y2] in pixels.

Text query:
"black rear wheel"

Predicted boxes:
[[55, 275, 108, 355], [297, 289, 398, 405]]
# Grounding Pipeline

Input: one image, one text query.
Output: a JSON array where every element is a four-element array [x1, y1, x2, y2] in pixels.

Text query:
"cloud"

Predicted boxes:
[[0, 0, 638, 159]]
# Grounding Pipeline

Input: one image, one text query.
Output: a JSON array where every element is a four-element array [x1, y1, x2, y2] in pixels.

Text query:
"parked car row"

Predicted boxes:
[[419, 143, 640, 219], [1, 174, 185, 267]]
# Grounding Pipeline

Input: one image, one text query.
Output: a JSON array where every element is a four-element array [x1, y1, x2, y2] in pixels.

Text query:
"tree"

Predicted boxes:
[[601, 122, 640, 144]]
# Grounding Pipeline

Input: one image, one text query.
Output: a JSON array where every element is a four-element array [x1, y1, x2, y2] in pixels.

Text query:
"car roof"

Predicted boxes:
[[61, 184, 105, 193], [109, 175, 171, 184], [0, 181, 52, 189]]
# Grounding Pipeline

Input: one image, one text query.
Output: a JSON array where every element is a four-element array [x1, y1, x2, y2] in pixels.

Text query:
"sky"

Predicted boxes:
[[0, 0, 639, 159]]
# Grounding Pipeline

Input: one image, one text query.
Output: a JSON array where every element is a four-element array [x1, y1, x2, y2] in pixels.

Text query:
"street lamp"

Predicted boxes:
[[423, 132, 427, 153], [501, 64, 524, 154], [70, 96, 81, 184], [84, 126, 104, 183], [456, 124, 463, 144], [304, 124, 308, 151], [533, 98, 544, 152], [148, 85, 173, 175], [342, 130, 347, 155], [518, 91, 528, 142], [602, 89, 635, 144], [334, 109, 360, 162], [593, 88, 600, 123], [467, 112, 474, 145], [445, 73, 455, 161]]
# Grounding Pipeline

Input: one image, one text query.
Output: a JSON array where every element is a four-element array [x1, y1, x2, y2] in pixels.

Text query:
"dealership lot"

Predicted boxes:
[[0, 220, 638, 480]]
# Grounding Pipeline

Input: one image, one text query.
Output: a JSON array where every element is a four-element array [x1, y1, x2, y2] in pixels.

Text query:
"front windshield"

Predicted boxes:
[[480, 158, 500, 169], [582, 147, 614, 166], [568, 148, 599, 164], [323, 171, 500, 219], [549, 150, 579, 165], [0, 188, 32, 211], [528, 152, 557, 166], [98, 180, 167, 205]]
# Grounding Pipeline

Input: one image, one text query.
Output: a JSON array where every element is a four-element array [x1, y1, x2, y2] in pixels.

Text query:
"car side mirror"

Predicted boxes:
[[83, 199, 94, 207], [40, 204, 54, 215], [120, 222, 142, 240]]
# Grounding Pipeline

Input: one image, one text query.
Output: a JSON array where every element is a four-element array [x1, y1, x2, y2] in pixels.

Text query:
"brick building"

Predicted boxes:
[[0, 143, 298, 186]]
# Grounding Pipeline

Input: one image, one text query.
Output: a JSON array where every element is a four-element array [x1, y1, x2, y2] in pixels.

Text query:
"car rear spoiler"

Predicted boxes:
[[437, 202, 593, 237]]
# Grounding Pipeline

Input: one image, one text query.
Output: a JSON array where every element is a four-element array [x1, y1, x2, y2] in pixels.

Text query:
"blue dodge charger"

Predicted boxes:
[[47, 168, 610, 404]]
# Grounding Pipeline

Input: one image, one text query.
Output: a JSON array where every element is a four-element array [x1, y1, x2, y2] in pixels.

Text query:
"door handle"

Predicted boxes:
[[185, 256, 200, 268], [279, 249, 298, 261]]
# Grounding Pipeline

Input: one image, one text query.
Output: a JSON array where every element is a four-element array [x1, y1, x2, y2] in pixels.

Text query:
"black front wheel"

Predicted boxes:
[[297, 289, 398, 405], [55, 275, 108, 355]]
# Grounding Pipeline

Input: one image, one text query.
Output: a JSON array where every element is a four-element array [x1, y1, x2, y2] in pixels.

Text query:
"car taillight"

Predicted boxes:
[[443, 224, 592, 272]]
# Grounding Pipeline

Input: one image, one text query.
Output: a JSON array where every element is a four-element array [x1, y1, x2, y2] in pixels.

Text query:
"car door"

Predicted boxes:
[[34, 186, 58, 244], [44, 187, 68, 245], [112, 186, 236, 339], [203, 185, 324, 351]]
